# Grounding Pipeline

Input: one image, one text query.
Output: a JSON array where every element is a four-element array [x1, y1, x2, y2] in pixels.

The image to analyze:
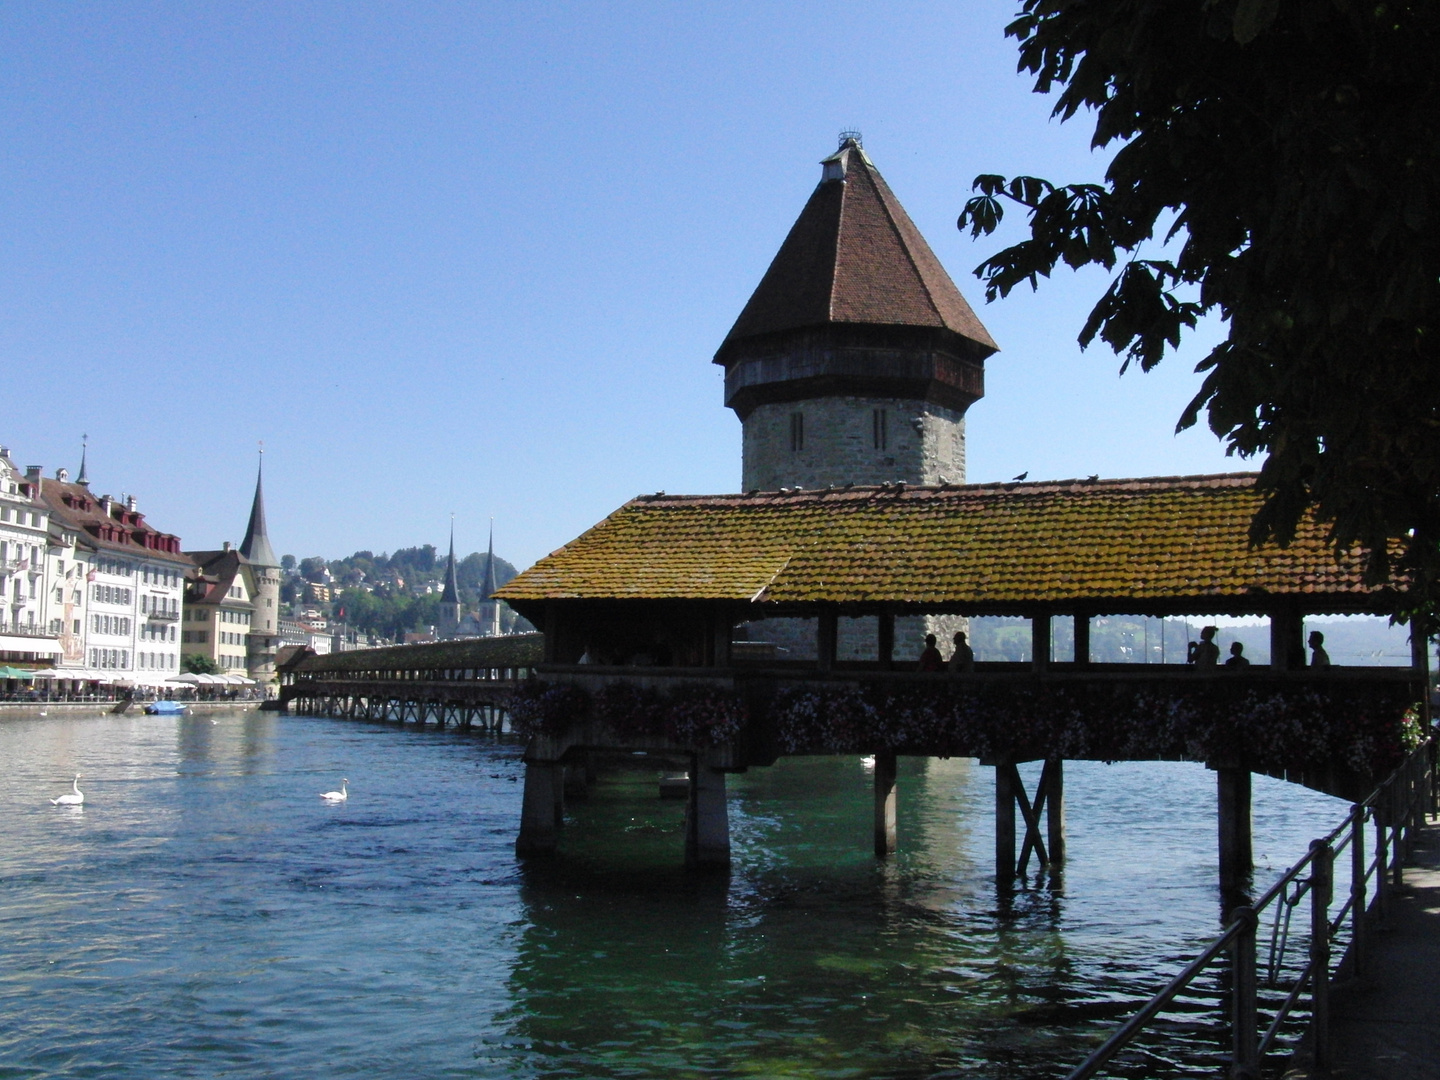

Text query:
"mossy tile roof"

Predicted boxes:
[[497, 474, 1394, 610]]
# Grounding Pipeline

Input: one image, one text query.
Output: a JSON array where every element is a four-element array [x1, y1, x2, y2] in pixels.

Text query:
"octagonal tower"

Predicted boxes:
[[716, 135, 998, 492]]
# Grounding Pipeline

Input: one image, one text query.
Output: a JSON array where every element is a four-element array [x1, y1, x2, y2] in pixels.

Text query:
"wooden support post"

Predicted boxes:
[[1218, 766, 1253, 901], [684, 751, 730, 869], [996, 762, 1016, 886], [1270, 609, 1304, 670], [817, 611, 838, 672], [712, 609, 733, 668], [516, 762, 560, 855], [1046, 758, 1066, 865], [1031, 614, 1050, 672], [874, 750, 897, 857], [1073, 614, 1090, 668], [878, 612, 895, 671]]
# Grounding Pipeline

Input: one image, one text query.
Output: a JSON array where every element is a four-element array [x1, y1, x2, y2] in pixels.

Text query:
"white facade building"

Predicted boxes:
[[0, 449, 62, 665], [36, 468, 188, 685]]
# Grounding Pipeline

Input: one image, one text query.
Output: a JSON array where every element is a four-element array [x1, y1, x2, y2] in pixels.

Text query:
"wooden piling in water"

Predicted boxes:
[[874, 750, 897, 857], [1217, 766, 1253, 900], [684, 751, 730, 869]]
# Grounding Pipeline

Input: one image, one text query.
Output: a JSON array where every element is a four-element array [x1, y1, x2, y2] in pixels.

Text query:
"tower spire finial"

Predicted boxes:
[[77, 434, 89, 486], [239, 451, 278, 567]]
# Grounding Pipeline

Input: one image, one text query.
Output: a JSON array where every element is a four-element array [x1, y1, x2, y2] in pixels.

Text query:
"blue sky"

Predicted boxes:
[[1, 2, 1238, 571]]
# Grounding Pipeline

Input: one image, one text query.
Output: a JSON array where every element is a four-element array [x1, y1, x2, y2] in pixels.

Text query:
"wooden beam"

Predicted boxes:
[[1073, 614, 1090, 667]]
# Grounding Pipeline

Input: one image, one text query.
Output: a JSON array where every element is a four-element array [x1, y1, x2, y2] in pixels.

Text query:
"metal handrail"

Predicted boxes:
[[1066, 738, 1433, 1080]]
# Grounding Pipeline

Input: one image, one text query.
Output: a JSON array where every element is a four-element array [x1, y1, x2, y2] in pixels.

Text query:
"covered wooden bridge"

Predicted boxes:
[[278, 633, 542, 728], [495, 472, 1429, 893]]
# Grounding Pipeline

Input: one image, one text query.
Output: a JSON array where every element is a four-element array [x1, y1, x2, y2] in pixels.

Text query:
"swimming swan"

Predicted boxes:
[[51, 774, 83, 806], [320, 778, 348, 802]]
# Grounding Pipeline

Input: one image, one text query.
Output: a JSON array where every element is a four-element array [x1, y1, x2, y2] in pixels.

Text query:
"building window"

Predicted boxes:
[[872, 409, 888, 450], [789, 412, 804, 453]]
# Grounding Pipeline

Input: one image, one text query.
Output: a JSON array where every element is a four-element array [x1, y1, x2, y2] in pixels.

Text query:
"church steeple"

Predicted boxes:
[[239, 453, 278, 568], [77, 434, 90, 487], [442, 518, 460, 605], [480, 520, 500, 637]]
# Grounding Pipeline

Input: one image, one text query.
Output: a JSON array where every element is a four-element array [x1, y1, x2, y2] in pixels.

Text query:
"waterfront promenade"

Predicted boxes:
[[1289, 819, 1440, 1080]]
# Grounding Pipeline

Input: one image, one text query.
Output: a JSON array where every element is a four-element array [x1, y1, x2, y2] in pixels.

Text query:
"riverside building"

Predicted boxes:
[[0, 449, 61, 666], [36, 455, 188, 684]]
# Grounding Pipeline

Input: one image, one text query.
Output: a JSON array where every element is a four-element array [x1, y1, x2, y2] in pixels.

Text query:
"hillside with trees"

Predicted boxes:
[[278, 544, 530, 642]]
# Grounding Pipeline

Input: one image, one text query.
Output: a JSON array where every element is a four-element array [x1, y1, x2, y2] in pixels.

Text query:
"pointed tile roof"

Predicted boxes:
[[239, 459, 278, 568], [717, 138, 998, 359], [442, 522, 460, 605]]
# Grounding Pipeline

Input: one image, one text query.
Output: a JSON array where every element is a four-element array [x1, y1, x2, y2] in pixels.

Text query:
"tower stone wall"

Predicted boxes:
[[742, 396, 966, 492], [246, 562, 280, 683]]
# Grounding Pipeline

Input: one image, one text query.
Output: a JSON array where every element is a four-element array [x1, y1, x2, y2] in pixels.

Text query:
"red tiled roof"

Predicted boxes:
[[497, 474, 1397, 614], [717, 139, 998, 355], [38, 478, 190, 565]]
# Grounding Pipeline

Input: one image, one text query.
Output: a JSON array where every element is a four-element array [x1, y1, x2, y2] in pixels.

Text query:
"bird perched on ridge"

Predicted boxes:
[[1012, 471, 1028, 481]]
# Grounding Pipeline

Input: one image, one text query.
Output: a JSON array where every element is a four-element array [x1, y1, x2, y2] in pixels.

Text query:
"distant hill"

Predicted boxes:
[[278, 544, 529, 641]]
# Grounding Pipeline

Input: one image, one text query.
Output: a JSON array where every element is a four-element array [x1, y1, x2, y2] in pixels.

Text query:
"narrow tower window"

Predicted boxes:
[[789, 412, 804, 452], [872, 409, 888, 450]]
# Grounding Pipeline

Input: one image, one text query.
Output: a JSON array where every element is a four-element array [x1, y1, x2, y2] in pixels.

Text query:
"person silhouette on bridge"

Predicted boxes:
[[917, 633, 944, 673], [1188, 626, 1220, 667], [1309, 631, 1332, 668], [948, 631, 975, 674], [1224, 641, 1250, 668]]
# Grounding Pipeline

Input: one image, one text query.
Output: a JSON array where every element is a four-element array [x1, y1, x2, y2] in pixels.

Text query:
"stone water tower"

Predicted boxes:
[[714, 134, 999, 661], [715, 134, 998, 494]]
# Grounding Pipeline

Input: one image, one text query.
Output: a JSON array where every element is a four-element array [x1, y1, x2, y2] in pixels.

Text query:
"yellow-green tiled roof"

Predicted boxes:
[[497, 474, 1395, 610]]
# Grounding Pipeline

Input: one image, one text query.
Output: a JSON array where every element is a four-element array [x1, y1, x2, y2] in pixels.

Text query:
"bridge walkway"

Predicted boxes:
[[1287, 817, 1440, 1080]]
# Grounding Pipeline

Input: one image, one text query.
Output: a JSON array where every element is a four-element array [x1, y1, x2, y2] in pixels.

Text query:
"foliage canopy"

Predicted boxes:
[[958, 0, 1440, 623]]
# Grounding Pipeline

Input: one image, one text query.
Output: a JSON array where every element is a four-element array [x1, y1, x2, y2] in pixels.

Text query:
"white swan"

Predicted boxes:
[[320, 778, 348, 802], [51, 774, 83, 806]]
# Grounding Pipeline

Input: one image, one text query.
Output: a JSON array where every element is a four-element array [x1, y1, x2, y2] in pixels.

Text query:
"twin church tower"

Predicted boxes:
[[716, 134, 997, 493]]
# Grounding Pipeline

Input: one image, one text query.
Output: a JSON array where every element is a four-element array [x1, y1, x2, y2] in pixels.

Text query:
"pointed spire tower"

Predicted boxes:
[[480, 520, 501, 637], [439, 517, 462, 636], [77, 435, 90, 487], [715, 133, 998, 491], [239, 449, 281, 688], [239, 455, 279, 569]]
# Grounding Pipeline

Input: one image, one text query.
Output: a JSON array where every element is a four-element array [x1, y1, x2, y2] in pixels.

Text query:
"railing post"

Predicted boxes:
[[1309, 839, 1333, 1073], [1375, 805, 1389, 918], [1391, 780, 1405, 890], [1230, 906, 1259, 1080], [1349, 803, 1366, 978]]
